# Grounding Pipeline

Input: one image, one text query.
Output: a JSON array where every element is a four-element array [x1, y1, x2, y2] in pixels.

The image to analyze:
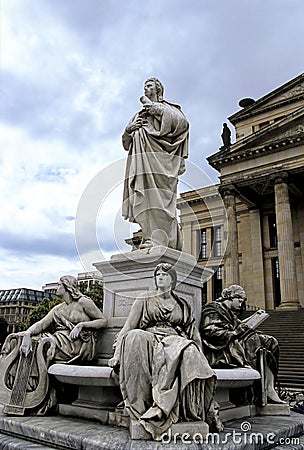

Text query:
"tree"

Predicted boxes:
[[84, 283, 103, 311], [20, 283, 104, 331], [21, 296, 63, 331]]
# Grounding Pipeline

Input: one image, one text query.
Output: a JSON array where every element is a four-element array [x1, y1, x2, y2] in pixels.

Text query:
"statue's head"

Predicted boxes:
[[59, 275, 82, 300], [220, 285, 245, 300], [217, 284, 247, 313], [154, 262, 177, 290], [144, 77, 164, 101]]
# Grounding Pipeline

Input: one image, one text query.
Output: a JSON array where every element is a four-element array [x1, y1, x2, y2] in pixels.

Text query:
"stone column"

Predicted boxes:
[[221, 189, 240, 287], [249, 208, 266, 309], [274, 174, 299, 308]]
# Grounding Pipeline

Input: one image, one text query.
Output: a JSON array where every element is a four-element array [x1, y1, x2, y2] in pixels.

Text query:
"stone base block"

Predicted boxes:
[[219, 405, 252, 422], [76, 385, 122, 408], [108, 408, 130, 428], [58, 403, 110, 423], [255, 403, 290, 416], [130, 419, 209, 441]]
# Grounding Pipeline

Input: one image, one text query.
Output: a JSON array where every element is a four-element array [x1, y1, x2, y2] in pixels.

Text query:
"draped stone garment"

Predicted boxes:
[[200, 302, 279, 376], [49, 304, 96, 363], [0, 303, 97, 414], [118, 292, 216, 440], [122, 100, 189, 250]]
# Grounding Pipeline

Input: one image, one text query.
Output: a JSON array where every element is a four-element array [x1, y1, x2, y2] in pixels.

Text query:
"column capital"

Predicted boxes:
[[271, 171, 289, 186], [218, 185, 238, 199]]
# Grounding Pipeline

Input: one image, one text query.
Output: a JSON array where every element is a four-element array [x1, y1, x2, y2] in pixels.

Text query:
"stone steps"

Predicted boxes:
[[0, 432, 55, 449], [241, 308, 304, 390], [0, 409, 303, 449]]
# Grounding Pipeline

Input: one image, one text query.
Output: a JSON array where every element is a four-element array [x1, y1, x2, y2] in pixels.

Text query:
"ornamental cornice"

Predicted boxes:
[[230, 93, 304, 124], [208, 133, 304, 169]]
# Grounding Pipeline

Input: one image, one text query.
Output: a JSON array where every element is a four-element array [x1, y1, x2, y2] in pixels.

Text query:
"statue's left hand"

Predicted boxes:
[[69, 323, 83, 340], [20, 334, 32, 357]]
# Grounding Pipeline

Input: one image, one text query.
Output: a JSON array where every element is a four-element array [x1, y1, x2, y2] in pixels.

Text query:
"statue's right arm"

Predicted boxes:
[[25, 308, 56, 338], [19, 309, 56, 356], [108, 296, 145, 368], [201, 313, 238, 346]]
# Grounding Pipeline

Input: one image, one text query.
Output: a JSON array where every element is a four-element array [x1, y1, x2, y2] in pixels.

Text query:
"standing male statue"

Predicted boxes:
[[122, 78, 189, 250]]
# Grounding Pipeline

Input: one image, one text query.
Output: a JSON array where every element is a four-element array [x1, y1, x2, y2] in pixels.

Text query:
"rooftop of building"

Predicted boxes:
[[0, 288, 54, 303]]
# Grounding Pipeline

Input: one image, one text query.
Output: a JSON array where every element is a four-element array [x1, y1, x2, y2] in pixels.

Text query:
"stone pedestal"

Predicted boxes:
[[214, 368, 261, 422], [48, 364, 122, 423], [254, 403, 290, 416], [93, 246, 212, 361]]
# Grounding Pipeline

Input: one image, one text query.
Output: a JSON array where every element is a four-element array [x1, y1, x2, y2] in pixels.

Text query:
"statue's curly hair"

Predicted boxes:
[[216, 284, 245, 302], [145, 77, 164, 101], [154, 262, 177, 290]]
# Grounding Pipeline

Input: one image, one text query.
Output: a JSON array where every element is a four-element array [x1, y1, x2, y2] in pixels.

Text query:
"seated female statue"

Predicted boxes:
[[0, 275, 107, 415], [108, 263, 220, 440]]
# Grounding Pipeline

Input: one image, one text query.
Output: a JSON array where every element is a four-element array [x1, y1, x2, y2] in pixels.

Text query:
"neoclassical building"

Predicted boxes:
[[179, 73, 304, 310]]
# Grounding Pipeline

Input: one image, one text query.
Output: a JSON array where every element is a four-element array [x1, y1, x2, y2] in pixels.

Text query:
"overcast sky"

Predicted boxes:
[[1, 0, 303, 290]]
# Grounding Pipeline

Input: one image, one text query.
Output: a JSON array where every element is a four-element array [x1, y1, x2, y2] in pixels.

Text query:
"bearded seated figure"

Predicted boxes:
[[200, 285, 286, 406]]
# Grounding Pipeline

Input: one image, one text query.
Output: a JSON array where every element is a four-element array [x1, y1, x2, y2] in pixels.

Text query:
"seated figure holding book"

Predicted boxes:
[[200, 284, 284, 404]]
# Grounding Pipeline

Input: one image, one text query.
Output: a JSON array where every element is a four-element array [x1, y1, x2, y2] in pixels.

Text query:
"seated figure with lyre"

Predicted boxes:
[[0, 275, 107, 415]]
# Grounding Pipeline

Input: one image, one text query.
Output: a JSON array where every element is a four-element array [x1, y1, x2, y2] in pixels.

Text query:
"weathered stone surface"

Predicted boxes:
[[256, 403, 290, 416], [130, 419, 209, 440], [0, 405, 303, 449]]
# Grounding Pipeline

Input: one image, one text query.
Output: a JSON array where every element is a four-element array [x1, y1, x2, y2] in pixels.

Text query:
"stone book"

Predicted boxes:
[[242, 309, 270, 329]]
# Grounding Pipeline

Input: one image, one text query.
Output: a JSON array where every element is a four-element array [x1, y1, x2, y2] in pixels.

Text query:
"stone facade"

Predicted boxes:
[[179, 73, 304, 310]]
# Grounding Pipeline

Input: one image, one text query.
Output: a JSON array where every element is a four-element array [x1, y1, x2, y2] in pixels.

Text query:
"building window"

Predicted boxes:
[[202, 282, 207, 305], [268, 214, 277, 248], [259, 120, 270, 130], [271, 257, 281, 307], [212, 266, 223, 300], [200, 229, 207, 259], [213, 226, 222, 257]]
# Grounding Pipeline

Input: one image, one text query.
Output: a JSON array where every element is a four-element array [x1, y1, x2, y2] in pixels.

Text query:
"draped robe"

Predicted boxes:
[[200, 301, 279, 376], [122, 100, 189, 250], [117, 292, 216, 440], [0, 302, 97, 414]]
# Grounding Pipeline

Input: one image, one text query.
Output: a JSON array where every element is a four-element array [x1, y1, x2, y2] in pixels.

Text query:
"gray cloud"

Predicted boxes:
[[0, 229, 77, 259], [1, 0, 303, 288]]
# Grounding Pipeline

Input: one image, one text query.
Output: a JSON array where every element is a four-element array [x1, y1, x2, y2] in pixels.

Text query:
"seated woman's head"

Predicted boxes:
[[154, 263, 177, 290], [58, 275, 82, 301]]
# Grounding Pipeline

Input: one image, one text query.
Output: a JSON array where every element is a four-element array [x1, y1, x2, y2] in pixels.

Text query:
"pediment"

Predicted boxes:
[[266, 81, 304, 107], [208, 107, 304, 169], [230, 107, 304, 153], [229, 73, 304, 123]]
